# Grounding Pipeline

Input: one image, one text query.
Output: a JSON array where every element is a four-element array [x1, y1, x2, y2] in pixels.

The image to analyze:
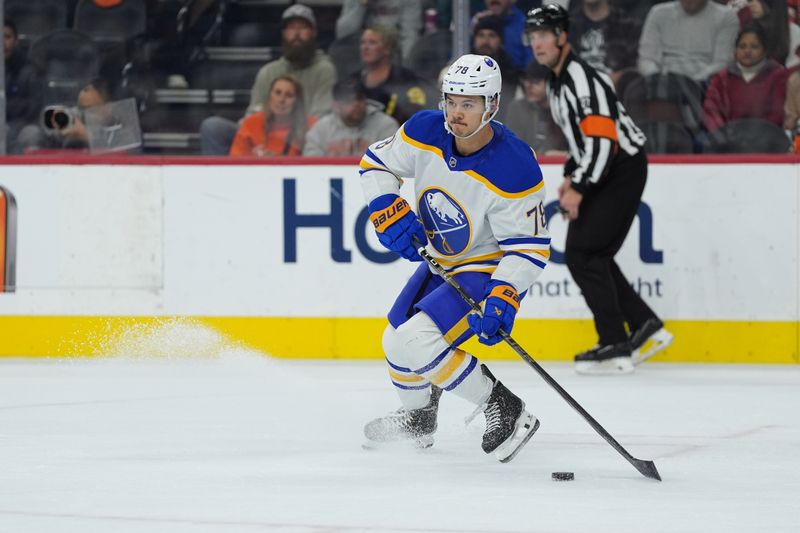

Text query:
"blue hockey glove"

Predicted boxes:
[[467, 280, 520, 346], [368, 194, 426, 261]]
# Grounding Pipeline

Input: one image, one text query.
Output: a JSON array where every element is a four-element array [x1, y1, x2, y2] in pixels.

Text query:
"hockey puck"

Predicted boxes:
[[551, 472, 574, 481]]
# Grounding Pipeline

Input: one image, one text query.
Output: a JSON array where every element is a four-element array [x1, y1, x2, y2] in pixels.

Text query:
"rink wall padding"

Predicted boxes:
[[0, 156, 798, 364]]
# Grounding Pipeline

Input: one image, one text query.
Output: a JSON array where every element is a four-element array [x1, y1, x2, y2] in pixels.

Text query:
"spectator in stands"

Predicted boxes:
[[335, 0, 422, 60], [471, 15, 521, 121], [15, 80, 112, 152], [741, 0, 800, 67], [567, 0, 642, 74], [703, 24, 788, 131], [473, 0, 533, 68], [503, 61, 568, 153], [352, 25, 434, 125], [4, 19, 41, 154], [638, 0, 740, 83], [303, 78, 398, 156], [784, 69, 800, 130], [229, 76, 316, 157], [199, 4, 336, 155]]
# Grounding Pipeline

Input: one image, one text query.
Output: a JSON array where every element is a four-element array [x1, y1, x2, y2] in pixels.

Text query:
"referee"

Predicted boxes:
[[525, 4, 672, 374]]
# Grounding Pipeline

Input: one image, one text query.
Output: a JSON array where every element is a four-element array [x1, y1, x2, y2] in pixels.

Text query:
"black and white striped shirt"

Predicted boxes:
[[548, 52, 646, 191]]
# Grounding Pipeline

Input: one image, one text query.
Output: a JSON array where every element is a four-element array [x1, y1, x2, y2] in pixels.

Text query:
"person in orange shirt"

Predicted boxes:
[[229, 75, 316, 156]]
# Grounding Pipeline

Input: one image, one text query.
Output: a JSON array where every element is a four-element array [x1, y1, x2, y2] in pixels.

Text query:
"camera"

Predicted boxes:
[[42, 106, 80, 131]]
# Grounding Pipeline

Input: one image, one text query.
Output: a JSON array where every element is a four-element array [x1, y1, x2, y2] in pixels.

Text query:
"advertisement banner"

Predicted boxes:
[[0, 161, 797, 362]]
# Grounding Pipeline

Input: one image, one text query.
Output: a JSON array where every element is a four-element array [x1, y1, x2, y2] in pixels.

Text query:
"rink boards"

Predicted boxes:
[[0, 157, 797, 363]]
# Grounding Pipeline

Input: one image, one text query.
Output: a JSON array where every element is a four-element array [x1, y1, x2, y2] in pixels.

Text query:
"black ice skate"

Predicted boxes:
[[363, 385, 442, 449], [630, 318, 673, 365], [574, 341, 634, 375], [467, 366, 539, 463]]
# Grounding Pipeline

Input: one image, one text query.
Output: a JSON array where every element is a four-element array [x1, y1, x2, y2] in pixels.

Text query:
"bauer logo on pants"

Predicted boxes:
[[418, 187, 470, 256]]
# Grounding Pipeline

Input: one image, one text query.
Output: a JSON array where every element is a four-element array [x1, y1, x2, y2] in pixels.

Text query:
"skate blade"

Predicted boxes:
[[496, 413, 540, 463], [632, 328, 674, 365], [362, 434, 434, 451], [575, 356, 634, 375]]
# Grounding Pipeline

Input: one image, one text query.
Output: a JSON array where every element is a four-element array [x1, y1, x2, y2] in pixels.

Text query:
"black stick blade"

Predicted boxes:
[[633, 459, 662, 481]]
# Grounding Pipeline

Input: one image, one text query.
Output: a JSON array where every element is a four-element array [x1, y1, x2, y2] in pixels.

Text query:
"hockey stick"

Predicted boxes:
[[412, 237, 661, 481]]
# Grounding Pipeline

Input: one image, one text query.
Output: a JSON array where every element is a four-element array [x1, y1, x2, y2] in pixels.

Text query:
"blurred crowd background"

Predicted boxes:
[[2, 0, 800, 156]]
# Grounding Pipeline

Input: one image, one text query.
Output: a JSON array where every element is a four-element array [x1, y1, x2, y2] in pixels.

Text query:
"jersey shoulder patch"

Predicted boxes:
[[471, 125, 544, 197]]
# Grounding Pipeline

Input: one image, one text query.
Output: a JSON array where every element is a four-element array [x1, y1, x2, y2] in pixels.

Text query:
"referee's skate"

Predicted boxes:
[[630, 318, 674, 365]]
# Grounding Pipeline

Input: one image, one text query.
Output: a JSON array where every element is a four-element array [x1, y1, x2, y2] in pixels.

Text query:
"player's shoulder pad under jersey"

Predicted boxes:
[[399, 110, 448, 149], [473, 124, 544, 197]]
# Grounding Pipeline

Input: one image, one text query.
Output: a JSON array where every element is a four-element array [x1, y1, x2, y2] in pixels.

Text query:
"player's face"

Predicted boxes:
[[268, 79, 298, 117], [529, 29, 561, 68], [444, 94, 486, 137], [735, 31, 765, 67]]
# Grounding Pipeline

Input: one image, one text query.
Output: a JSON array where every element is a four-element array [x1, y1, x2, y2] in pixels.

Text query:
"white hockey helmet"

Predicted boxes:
[[440, 54, 503, 139]]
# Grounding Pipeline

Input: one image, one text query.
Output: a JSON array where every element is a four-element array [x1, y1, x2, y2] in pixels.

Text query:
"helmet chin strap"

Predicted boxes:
[[442, 95, 499, 140]]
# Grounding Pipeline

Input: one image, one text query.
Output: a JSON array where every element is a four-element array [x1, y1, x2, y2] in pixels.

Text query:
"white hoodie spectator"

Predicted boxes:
[[638, 0, 740, 82]]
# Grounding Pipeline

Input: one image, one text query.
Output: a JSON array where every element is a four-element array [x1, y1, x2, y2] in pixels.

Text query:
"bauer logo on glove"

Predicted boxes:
[[368, 194, 427, 262], [370, 197, 410, 232], [467, 280, 520, 346]]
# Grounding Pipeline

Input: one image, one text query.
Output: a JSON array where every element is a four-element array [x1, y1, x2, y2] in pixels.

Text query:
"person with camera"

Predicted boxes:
[[15, 81, 110, 153]]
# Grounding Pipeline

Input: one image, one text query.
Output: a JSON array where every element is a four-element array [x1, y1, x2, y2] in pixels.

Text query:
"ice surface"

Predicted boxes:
[[1, 350, 798, 533]]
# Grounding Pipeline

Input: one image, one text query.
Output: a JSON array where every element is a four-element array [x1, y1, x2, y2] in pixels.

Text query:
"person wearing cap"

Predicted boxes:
[[303, 78, 398, 156], [526, 4, 673, 374], [335, 0, 422, 60], [471, 15, 521, 122], [503, 61, 568, 154], [248, 4, 336, 118], [199, 4, 336, 155]]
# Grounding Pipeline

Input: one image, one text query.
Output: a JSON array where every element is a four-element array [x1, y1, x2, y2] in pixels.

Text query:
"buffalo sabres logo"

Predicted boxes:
[[418, 188, 471, 256]]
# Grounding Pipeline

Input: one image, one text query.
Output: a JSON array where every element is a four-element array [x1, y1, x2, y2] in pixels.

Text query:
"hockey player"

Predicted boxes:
[[359, 54, 549, 462], [526, 4, 673, 375]]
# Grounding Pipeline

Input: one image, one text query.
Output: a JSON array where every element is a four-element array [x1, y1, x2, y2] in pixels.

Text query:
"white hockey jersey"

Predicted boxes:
[[359, 110, 550, 294]]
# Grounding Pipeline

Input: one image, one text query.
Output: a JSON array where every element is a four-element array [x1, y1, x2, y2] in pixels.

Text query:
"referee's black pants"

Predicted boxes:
[[564, 150, 658, 346]]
